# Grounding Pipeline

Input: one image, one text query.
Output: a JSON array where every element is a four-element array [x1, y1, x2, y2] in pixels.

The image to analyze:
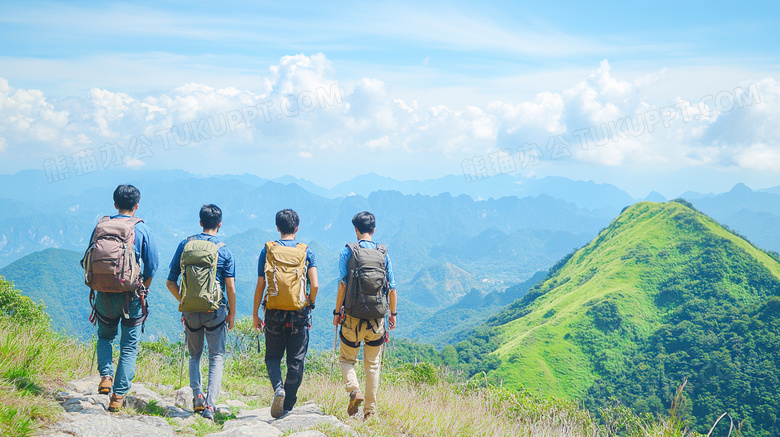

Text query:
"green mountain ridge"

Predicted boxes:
[[454, 200, 780, 435]]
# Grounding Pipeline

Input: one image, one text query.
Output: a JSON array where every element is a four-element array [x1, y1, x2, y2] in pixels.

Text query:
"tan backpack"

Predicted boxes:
[[81, 216, 143, 293], [264, 241, 308, 311]]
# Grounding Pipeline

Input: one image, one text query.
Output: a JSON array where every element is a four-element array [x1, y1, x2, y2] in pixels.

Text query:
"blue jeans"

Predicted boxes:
[[96, 292, 144, 396], [264, 307, 310, 411], [183, 305, 227, 409]]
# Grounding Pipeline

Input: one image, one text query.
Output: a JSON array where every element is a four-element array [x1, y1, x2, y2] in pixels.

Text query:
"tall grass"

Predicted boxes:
[[0, 305, 740, 437]]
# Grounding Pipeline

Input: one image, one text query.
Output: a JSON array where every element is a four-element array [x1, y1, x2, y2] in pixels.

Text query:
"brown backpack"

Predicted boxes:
[[81, 216, 144, 293]]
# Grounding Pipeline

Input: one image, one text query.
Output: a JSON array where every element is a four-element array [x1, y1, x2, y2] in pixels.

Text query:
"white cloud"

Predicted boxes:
[[124, 158, 147, 169], [0, 56, 777, 176], [735, 143, 780, 172]]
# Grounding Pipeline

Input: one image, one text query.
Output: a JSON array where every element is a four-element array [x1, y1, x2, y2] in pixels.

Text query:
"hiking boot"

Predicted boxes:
[[98, 375, 113, 395], [201, 406, 215, 421], [364, 411, 374, 421], [108, 394, 124, 412], [347, 390, 364, 416], [193, 393, 206, 414], [271, 388, 286, 419]]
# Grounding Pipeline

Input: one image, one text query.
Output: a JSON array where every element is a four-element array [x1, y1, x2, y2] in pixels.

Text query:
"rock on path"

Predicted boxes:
[[40, 375, 350, 437]]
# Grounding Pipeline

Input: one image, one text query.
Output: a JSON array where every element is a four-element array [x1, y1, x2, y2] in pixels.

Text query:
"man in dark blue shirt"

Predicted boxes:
[[253, 209, 318, 418], [167, 204, 236, 421], [90, 185, 159, 412]]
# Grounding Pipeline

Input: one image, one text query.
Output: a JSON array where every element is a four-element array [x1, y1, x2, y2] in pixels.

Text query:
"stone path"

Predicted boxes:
[[40, 376, 352, 437]]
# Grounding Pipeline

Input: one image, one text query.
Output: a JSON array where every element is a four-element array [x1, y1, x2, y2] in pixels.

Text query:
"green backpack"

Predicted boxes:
[[178, 236, 225, 312]]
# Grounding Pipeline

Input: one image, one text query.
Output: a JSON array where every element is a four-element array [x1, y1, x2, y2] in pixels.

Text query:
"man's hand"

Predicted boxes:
[[253, 314, 264, 332], [333, 313, 341, 327], [227, 312, 235, 330], [388, 314, 397, 330]]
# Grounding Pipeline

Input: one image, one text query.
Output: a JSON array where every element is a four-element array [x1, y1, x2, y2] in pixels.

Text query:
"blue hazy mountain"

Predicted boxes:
[[688, 183, 780, 254]]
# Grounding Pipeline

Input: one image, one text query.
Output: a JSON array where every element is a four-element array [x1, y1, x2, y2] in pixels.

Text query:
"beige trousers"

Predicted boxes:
[[339, 315, 385, 414]]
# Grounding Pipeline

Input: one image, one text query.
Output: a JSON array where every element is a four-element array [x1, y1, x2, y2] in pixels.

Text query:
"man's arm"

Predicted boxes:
[[388, 288, 397, 329], [333, 280, 346, 326], [253, 276, 266, 330], [139, 224, 159, 283], [308, 267, 319, 304], [166, 241, 185, 298], [225, 277, 236, 330], [166, 280, 180, 302]]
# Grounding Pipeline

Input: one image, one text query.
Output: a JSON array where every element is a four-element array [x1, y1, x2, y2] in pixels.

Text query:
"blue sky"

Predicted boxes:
[[0, 1, 779, 197]]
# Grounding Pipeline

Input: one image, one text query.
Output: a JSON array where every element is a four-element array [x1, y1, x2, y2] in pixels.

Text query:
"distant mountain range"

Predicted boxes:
[[449, 200, 780, 436], [0, 169, 609, 346], [2, 169, 780, 349]]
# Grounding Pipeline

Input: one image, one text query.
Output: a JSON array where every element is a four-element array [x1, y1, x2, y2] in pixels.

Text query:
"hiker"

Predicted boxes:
[[166, 204, 236, 421], [333, 211, 397, 420], [253, 209, 318, 418], [81, 184, 159, 412]]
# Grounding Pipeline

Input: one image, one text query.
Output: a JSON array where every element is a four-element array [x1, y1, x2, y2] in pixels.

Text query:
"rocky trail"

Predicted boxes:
[[41, 376, 353, 437]]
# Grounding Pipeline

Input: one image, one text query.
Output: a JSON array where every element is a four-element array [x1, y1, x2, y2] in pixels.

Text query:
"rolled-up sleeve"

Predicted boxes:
[[257, 247, 267, 278], [338, 246, 350, 283], [385, 252, 396, 290], [222, 247, 236, 278], [137, 224, 159, 280], [167, 241, 186, 282]]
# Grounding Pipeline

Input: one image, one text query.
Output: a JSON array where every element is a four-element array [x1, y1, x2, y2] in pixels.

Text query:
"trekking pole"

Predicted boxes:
[[178, 322, 185, 389], [89, 331, 97, 375], [330, 308, 345, 378], [330, 323, 338, 377]]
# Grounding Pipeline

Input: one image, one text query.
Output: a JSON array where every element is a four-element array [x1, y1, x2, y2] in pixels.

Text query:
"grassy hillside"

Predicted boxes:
[[451, 200, 780, 436], [0, 275, 719, 437]]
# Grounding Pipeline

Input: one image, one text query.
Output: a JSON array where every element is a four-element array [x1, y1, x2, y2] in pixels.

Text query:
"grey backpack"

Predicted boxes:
[[344, 242, 389, 319]]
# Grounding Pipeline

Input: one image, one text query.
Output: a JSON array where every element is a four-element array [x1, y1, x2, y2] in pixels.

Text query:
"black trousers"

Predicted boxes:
[[264, 308, 310, 411]]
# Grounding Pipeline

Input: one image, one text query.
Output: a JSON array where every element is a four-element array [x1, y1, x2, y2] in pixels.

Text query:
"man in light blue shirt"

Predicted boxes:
[[167, 204, 236, 421], [332, 211, 397, 420], [90, 185, 159, 411]]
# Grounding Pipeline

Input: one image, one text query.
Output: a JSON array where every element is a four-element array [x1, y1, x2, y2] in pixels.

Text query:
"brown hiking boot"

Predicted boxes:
[[98, 375, 113, 395], [108, 394, 124, 412], [347, 390, 364, 416]]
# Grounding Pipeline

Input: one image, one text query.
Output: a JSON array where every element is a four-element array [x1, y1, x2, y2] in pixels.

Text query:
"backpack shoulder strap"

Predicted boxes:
[[129, 217, 144, 225], [296, 243, 308, 251], [376, 244, 387, 254], [346, 242, 359, 254], [98, 216, 111, 224], [186, 235, 198, 243], [216, 242, 226, 249]]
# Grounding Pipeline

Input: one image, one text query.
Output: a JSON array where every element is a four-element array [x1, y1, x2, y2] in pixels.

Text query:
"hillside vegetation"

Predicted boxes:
[[0, 275, 718, 436], [446, 200, 780, 436]]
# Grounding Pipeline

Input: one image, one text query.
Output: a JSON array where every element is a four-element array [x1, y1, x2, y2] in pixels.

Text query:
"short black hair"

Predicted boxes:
[[276, 209, 299, 234], [352, 211, 376, 234], [113, 185, 140, 211], [200, 204, 222, 230]]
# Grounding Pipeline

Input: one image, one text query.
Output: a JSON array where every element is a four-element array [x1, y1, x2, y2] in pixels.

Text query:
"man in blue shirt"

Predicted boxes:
[[167, 204, 236, 421], [333, 211, 397, 420], [91, 185, 159, 412], [253, 209, 318, 418]]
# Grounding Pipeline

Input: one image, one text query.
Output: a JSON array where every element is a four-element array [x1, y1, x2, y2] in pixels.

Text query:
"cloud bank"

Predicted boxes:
[[0, 54, 777, 177]]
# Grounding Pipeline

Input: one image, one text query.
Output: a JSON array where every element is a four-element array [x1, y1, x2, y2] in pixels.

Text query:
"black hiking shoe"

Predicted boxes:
[[271, 388, 286, 419], [347, 390, 364, 416], [193, 393, 206, 414]]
